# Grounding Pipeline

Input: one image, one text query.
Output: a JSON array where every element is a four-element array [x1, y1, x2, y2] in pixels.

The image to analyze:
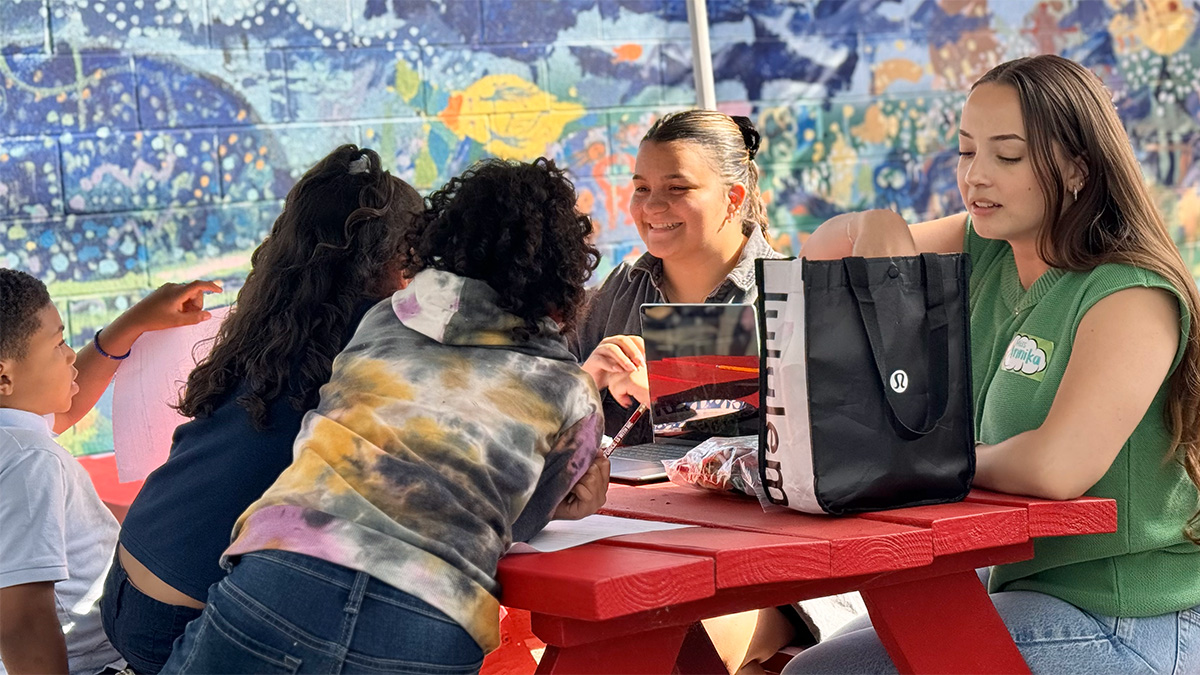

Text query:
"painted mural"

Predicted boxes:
[[1, 0, 1197, 455]]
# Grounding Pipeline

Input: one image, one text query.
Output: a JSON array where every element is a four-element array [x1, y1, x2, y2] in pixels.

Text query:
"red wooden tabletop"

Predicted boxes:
[[495, 483, 1116, 675], [80, 449, 1118, 673]]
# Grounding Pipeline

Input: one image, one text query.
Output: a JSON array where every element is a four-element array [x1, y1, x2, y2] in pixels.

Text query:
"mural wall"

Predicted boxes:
[[2, 0, 1197, 455]]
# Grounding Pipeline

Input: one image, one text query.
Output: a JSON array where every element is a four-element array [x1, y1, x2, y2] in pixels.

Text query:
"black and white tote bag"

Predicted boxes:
[[755, 254, 975, 515]]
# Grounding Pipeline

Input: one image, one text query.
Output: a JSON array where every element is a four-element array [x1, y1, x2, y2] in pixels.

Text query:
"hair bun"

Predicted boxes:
[[731, 115, 760, 161], [348, 154, 371, 175]]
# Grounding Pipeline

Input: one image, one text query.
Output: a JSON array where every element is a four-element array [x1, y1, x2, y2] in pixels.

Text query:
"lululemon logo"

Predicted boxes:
[[890, 370, 908, 393]]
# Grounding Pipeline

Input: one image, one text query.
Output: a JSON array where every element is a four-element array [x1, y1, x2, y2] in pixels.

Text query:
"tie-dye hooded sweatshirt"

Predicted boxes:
[[223, 269, 603, 651]]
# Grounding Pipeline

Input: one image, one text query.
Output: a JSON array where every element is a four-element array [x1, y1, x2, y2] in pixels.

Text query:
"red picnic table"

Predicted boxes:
[[495, 482, 1116, 674]]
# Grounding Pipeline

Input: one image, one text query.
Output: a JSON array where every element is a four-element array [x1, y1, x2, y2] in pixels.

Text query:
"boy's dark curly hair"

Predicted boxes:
[[401, 157, 599, 337], [0, 268, 53, 360], [178, 145, 423, 428]]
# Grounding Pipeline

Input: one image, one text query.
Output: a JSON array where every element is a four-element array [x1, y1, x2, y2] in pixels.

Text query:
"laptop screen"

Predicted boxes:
[[639, 303, 760, 443]]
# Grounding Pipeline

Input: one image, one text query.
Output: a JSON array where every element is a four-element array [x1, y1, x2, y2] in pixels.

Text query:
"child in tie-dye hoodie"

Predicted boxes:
[[162, 158, 606, 674]]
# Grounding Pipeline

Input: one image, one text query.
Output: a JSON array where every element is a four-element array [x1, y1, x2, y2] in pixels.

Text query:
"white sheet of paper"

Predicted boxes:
[[506, 514, 694, 554], [111, 305, 230, 483]]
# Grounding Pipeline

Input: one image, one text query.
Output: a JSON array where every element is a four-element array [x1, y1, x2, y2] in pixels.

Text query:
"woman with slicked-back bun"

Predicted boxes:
[[571, 109, 782, 440]]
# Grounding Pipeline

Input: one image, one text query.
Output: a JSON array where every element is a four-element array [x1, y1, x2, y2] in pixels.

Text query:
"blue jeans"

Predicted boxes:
[[160, 550, 484, 674], [100, 550, 204, 673], [782, 569, 1200, 674]]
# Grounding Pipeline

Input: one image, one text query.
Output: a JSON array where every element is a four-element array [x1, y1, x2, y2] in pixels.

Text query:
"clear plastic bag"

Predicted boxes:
[[663, 435, 761, 497]]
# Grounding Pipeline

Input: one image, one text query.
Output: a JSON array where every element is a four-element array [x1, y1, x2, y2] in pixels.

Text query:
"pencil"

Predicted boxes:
[[604, 403, 649, 457], [716, 364, 758, 374]]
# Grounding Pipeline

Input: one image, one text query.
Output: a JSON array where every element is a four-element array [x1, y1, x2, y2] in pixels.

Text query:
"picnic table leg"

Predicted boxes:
[[481, 608, 544, 675], [535, 625, 689, 675], [861, 569, 1030, 675]]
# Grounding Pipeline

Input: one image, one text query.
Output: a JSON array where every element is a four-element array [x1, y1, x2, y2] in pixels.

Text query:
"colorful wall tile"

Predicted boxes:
[[2, 0, 1197, 455]]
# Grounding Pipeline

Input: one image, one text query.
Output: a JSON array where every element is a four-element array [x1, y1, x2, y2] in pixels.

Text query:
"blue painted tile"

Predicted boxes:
[[481, 0, 602, 44], [360, 120, 447, 191], [61, 129, 220, 213], [549, 43, 664, 108], [542, 112, 609, 174], [0, 212, 148, 289], [1067, 0, 1117, 34], [210, 0, 351, 50], [598, 1, 676, 39], [906, 149, 963, 219], [48, 0, 209, 52], [712, 36, 860, 102], [593, 239, 646, 282], [605, 108, 658, 174], [659, 41, 696, 106], [786, 0, 905, 37], [860, 35, 932, 96], [66, 290, 153, 348], [423, 45, 546, 116], [136, 51, 288, 128], [350, 0, 481, 46], [817, 96, 927, 161], [142, 204, 277, 285], [0, 52, 138, 135], [907, 0, 993, 39], [754, 101, 821, 168], [1, 0, 50, 53], [286, 47, 424, 121], [218, 124, 361, 202], [706, 0, 757, 42], [0, 138, 63, 219]]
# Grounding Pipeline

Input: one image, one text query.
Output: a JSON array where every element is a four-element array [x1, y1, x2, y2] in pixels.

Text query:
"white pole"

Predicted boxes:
[[686, 0, 717, 110]]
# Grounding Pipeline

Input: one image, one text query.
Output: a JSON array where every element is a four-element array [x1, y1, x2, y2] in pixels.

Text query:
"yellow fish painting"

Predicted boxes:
[[1109, 0, 1197, 55], [439, 74, 584, 159]]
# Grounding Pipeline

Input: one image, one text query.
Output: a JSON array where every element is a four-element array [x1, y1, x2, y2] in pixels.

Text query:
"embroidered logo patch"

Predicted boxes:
[[1002, 333, 1054, 381]]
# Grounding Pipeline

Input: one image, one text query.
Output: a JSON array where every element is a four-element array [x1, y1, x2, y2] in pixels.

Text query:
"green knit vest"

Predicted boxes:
[[965, 221, 1200, 617]]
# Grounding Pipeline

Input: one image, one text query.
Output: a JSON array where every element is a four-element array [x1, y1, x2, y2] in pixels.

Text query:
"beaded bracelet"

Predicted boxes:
[[93, 328, 131, 361]]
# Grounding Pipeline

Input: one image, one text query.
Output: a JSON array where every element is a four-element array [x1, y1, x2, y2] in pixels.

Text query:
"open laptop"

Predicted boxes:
[[608, 303, 760, 483]]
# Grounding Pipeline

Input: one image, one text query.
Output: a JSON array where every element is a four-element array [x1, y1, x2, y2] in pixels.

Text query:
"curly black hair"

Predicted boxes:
[[401, 157, 600, 337], [178, 145, 423, 428], [0, 268, 53, 360]]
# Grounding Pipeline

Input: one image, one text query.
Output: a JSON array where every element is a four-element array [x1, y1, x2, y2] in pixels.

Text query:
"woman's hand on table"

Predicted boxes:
[[553, 455, 610, 520]]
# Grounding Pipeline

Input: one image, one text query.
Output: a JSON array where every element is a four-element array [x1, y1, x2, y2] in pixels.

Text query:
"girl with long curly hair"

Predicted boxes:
[[789, 54, 1200, 673], [101, 145, 423, 673], [161, 157, 609, 673]]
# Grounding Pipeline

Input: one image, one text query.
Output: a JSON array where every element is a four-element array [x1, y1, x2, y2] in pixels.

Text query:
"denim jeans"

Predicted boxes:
[[160, 550, 484, 674], [100, 550, 204, 674], [782, 569, 1200, 674]]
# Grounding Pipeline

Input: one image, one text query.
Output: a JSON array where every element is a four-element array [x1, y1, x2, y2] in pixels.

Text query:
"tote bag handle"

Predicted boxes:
[[843, 254, 950, 440]]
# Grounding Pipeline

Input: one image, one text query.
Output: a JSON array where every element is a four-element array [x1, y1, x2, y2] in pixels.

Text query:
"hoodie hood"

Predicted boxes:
[[391, 268, 574, 361]]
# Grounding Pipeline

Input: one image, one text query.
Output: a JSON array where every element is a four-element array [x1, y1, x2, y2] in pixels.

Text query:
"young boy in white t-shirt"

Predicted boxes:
[[0, 269, 217, 674]]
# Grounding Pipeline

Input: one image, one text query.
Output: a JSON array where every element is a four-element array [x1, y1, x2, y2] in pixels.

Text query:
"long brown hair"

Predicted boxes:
[[976, 55, 1200, 542], [177, 145, 423, 428], [642, 110, 769, 238]]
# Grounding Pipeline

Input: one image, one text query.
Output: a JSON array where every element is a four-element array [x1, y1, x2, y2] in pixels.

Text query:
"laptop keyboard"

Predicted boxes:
[[610, 443, 690, 462]]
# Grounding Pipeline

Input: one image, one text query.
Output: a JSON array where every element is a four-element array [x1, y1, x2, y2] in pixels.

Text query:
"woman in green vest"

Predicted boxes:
[[788, 54, 1200, 673]]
